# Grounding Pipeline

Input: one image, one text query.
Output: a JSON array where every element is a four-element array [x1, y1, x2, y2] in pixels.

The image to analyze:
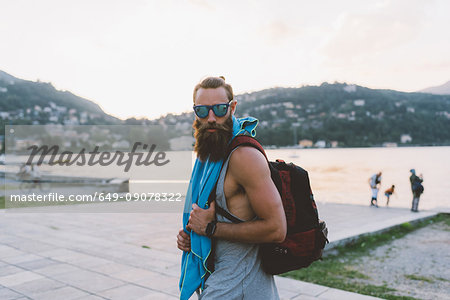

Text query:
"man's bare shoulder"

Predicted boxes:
[[228, 146, 269, 181]]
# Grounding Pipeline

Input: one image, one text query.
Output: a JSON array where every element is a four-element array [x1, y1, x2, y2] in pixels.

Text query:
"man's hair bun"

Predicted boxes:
[[193, 76, 234, 102]]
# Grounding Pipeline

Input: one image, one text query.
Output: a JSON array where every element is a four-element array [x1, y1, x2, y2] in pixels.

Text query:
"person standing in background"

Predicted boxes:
[[409, 169, 424, 212], [384, 185, 395, 206], [368, 172, 382, 207]]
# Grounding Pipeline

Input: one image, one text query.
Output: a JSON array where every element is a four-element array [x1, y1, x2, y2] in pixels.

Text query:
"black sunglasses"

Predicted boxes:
[[193, 102, 230, 118]]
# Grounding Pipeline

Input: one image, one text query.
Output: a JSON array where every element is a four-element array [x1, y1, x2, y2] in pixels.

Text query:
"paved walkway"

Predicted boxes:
[[0, 202, 439, 300]]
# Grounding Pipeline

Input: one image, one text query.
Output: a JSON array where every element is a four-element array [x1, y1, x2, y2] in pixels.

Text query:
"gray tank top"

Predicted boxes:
[[199, 148, 279, 300]]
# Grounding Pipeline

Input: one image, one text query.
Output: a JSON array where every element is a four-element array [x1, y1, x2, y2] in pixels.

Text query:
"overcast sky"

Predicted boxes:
[[1, 0, 449, 119]]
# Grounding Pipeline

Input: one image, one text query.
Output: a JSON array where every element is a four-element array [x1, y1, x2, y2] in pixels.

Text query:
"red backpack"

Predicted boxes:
[[215, 135, 329, 275]]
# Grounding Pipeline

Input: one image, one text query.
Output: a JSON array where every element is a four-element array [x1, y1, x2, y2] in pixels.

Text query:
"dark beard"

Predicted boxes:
[[193, 115, 233, 162]]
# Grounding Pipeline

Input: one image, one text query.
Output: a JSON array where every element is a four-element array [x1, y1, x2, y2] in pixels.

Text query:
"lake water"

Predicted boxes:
[[264, 146, 450, 210]]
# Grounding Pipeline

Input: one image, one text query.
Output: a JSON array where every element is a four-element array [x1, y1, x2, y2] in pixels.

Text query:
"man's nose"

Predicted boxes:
[[207, 109, 216, 122]]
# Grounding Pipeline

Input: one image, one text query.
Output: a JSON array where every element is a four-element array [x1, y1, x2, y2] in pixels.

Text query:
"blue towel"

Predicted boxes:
[[179, 115, 258, 300]]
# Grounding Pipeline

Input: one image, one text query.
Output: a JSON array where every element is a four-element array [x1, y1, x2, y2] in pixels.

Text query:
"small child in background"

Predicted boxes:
[[384, 185, 395, 206]]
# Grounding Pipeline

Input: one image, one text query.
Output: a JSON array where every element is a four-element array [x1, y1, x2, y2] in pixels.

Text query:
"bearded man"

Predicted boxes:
[[177, 77, 286, 300]]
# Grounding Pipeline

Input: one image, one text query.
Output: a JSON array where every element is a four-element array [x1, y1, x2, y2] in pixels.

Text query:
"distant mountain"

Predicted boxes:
[[0, 70, 21, 84], [0, 70, 120, 124], [418, 81, 450, 95], [157, 82, 450, 147]]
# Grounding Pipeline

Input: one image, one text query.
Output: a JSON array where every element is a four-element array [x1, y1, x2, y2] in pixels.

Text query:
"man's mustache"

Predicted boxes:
[[195, 121, 230, 131]]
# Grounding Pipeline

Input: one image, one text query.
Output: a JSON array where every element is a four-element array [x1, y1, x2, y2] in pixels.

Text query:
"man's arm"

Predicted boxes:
[[187, 147, 287, 244]]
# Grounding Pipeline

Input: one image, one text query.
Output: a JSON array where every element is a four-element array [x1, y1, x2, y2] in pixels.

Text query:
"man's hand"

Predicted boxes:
[[186, 201, 216, 236], [177, 228, 191, 252]]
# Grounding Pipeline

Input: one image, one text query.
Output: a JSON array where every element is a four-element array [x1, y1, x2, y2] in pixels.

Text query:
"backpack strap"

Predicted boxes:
[[227, 135, 267, 161], [216, 205, 243, 224]]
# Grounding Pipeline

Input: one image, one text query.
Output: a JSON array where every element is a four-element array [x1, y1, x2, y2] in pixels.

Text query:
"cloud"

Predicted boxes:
[[259, 19, 303, 45], [320, 0, 431, 64], [188, 0, 216, 11]]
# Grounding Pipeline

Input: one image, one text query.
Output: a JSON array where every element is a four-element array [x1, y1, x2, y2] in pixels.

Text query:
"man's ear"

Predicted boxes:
[[230, 100, 237, 115]]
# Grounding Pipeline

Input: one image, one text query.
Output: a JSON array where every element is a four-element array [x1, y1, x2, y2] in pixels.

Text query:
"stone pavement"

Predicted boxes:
[[0, 201, 439, 300]]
